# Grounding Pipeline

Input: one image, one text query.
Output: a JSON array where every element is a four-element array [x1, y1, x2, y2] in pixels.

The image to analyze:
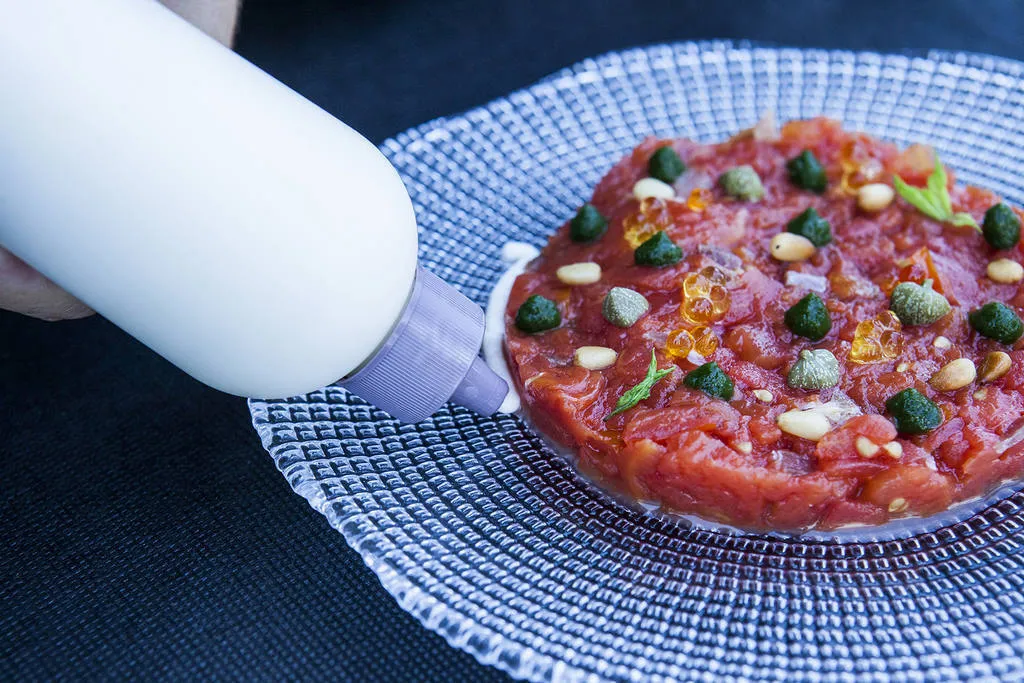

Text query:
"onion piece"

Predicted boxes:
[[698, 245, 744, 276], [752, 111, 781, 142], [997, 420, 1024, 454], [785, 270, 828, 293], [805, 391, 863, 427], [771, 449, 814, 475], [674, 168, 713, 197]]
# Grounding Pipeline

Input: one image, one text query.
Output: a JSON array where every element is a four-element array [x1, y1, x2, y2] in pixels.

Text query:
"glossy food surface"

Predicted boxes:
[[506, 118, 1024, 530]]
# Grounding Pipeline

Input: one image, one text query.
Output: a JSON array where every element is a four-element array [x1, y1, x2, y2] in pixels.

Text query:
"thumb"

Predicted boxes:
[[0, 247, 93, 321]]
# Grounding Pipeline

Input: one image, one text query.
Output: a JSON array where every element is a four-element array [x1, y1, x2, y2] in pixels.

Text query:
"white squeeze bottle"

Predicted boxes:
[[0, 0, 508, 422]]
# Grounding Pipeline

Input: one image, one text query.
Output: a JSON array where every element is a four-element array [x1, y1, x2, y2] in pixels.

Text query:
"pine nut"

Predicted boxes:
[[770, 233, 816, 262], [632, 177, 675, 200], [974, 388, 987, 400], [881, 441, 903, 459], [735, 441, 753, 454], [752, 389, 774, 403], [987, 258, 1024, 284], [857, 183, 895, 213], [978, 351, 1012, 383], [933, 336, 952, 349], [896, 362, 909, 373], [855, 436, 880, 458], [888, 497, 908, 513], [776, 409, 831, 441], [556, 262, 601, 285], [573, 346, 618, 370], [929, 357, 977, 392]]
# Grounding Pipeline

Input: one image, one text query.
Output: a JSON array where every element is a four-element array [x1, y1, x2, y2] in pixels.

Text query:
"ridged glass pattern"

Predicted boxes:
[[250, 43, 1024, 681]]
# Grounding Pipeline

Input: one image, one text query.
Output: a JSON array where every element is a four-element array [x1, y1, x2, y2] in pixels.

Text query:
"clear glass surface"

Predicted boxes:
[[251, 43, 1024, 681]]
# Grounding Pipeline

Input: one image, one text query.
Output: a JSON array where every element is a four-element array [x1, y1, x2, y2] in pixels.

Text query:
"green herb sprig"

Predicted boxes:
[[892, 155, 978, 230], [605, 350, 673, 420]]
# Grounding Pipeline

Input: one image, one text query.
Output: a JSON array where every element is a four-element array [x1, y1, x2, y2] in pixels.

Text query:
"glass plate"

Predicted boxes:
[[250, 42, 1024, 681]]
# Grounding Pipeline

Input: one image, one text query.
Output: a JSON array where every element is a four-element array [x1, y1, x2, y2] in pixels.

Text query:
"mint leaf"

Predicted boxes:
[[893, 154, 979, 232], [951, 212, 979, 228], [927, 159, 952, 217], [893, 174, 945, 222], [605, 349, 674, 419]]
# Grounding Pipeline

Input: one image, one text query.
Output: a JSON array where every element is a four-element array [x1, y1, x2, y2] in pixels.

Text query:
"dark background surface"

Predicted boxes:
[[3, 1, 1023, 681]]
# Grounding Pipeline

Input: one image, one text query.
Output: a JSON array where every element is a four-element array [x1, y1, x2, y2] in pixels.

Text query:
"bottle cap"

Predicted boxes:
[[340, 266, 508, 423]]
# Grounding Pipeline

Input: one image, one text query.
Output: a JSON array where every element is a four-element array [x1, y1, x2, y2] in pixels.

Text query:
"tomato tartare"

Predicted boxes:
[[504, 117, 1024, 531]]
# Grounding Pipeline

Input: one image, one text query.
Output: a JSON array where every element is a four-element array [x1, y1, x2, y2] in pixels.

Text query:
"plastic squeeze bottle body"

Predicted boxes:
[[0, 0, 507, 422]]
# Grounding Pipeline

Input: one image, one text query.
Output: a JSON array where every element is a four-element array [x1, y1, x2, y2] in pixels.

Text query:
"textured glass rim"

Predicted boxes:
[[249, 41, 1024, 682]]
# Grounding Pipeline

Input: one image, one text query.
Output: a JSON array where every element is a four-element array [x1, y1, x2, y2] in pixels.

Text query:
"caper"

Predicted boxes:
[[787, 349, 841, 390], [889, 279, 951, 326], [602, 287, 649, 328], [718, 165, 764, 201]]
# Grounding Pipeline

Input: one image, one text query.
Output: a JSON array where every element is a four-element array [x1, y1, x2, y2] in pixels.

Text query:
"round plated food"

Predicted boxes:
[[504, 117, 1024, 531]]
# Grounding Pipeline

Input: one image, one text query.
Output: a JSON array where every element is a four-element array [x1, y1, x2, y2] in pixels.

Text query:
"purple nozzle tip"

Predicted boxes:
[[451, 355, 507, 416], [340, 266, 508, 423]]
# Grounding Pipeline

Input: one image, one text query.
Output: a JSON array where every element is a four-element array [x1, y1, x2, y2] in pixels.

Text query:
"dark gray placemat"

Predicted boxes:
[[3, 1, 1024, 680]]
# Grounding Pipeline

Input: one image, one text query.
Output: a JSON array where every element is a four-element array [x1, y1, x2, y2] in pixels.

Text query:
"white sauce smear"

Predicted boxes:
[[484, 242, 539, 414]]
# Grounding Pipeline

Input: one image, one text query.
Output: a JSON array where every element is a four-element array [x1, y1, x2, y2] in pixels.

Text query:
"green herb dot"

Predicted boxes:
[[885, 387, 943, 435], [683, 361, 735, 401], [569, 203, 608, 243], [969, 301, 1024, 345], [634, 231, 682, 267], [648, 146, 686, 184], [889, 279, 951, 326], [514, 294, 560, 334], [786, 207, 832, 247], [982, 203, 1021, 250], [786, 149, 827, 193], [783, 293, 832, 341], [718, 165, 765, 201]]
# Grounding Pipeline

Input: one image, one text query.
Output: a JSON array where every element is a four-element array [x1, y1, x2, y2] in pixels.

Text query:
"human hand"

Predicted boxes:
[[0, 0, 241, 320]]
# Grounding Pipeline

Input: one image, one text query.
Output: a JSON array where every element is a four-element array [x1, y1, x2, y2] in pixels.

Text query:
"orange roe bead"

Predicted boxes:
[[683, 273, 709, 298], [709, 284, 728, 307], [623, 197, 673, 248], [701, 265, 728, 286], [849, 310, 903, 364], [665, 326, 719, 359], [665, 328, 695, 358], [680, 266, 730, 324], [681, 297, 716, 324], [691, 326, 719, 356], [685, 188, 713, 212]]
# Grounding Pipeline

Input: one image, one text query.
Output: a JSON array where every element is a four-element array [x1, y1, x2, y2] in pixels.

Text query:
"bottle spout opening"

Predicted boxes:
[[451, 356, 507, 417]]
